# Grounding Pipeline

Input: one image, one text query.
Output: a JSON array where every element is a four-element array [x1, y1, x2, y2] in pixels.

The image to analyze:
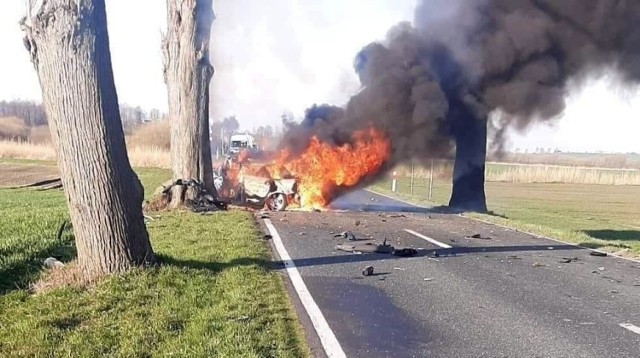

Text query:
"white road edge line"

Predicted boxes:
[[619, 323, 640, 335], [404, 229, 452, 249], [263, 219, 346, 358]]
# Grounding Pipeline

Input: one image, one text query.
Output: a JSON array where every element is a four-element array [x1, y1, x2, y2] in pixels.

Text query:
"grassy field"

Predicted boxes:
[[371, 176, 640, 258], [0, 162, 308, 357]]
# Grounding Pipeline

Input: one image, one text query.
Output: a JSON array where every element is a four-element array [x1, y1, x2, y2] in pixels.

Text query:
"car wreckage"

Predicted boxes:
[[214, 157, 301, 211]]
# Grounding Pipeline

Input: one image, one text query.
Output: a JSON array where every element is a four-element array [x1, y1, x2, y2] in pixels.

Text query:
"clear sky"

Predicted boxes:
[[1, 1, 638, 153]]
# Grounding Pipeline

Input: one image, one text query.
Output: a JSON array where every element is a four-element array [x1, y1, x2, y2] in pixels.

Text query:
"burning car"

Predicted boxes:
[[238, 175, 299, 211], [214, 156, 301, 211]]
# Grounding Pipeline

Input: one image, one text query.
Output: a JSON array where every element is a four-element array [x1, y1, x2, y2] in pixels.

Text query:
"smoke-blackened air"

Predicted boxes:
[[280, 0, 640, 166]]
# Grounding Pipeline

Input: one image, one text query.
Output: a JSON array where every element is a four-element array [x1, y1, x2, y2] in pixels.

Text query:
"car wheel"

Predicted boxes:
[[266, 193, 287, 211]]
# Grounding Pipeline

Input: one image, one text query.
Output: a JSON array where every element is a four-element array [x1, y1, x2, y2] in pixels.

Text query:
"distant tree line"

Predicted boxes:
[[0, 99, 164, 130], [119, 104, 165, 133], [0, 100, 46, 126]]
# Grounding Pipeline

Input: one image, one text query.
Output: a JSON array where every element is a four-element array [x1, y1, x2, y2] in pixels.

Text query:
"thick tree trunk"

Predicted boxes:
[[448, 114, 488, 213], [163, 0, 215, 208], [21, 0, 155, 279]]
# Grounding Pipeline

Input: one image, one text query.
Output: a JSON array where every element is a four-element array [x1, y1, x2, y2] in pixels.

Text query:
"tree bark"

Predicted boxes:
[[21, 0, 155, 279], [448, 113, 488, 213], [163, 0, 215, 208]]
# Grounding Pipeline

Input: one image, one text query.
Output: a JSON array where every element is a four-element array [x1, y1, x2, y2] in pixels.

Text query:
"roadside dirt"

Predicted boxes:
[[0, 162, 59, 188]]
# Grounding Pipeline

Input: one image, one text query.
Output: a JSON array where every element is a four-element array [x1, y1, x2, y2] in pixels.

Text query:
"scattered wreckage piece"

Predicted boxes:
[[161, 179, 227, 213], [590, 251, 608, 257], [362, 266, 374, 276], [334, 231, 358, 241], [43, 257, 64, 269], [465, 233, 492, 240], [335, 239, 418, 257]]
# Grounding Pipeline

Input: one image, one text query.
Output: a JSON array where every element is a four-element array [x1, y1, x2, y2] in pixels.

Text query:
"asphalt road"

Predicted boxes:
[[259, 190, 640, 358]]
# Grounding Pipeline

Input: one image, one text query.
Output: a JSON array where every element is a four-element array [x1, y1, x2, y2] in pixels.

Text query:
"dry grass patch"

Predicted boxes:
[[126, 120, 170, 150], [0, 140, 57, 161], [389, 161, 640, 185], [487, 163, 640, 185], [0, 116, 30, 140], [0, 140, 170, 169], [127, 146, 171, 168], [29, 261, 90, 295], [501, 152, 640, 170], [29, 125, 51, 144]]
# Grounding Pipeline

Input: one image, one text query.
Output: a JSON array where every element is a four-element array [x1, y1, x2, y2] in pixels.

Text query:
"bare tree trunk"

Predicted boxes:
[[21, 0, 155, 279], [448, 113, 488, 213], [163, 0, 215, 208]]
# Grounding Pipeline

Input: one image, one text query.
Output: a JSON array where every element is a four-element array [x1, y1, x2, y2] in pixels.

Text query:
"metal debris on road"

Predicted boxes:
[[532, 262, 545, 267], [560, 257, 579, 263], [599, 267, 606, 271], [335, 238, 418, 257], [590, 251, 608, 257], [362, 266, 374, 276], [423, 278, 435, 282], [379, 214, 407, 218], [466, 233, 492, 240], [334, 231, 357, 241], [335, 241, 388, 254], [393, 267, 406, 271]]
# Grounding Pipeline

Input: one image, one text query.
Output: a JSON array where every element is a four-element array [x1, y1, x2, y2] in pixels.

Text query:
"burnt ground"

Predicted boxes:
[[259, 190, 640, 358]]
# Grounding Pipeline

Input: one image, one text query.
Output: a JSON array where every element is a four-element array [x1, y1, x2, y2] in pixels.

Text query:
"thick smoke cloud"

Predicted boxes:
[[280, 0, 640, 165]]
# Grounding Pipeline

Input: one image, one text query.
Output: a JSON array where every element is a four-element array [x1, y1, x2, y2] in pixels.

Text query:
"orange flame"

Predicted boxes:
[[271, 128, 390, 208], [216, 128, 390, 210]]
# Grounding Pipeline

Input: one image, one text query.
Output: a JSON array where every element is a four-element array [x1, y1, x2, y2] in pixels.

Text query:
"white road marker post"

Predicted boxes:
[[428, 159, 434, 200], [391, 170, 397, 193]]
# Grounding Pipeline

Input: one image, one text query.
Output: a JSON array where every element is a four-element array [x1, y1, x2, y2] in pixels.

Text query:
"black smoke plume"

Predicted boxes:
[[279, 0, 640, 210]]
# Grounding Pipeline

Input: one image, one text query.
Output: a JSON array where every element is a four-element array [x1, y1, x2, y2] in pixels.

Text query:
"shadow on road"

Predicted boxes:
[[287, 244, 582, 269]]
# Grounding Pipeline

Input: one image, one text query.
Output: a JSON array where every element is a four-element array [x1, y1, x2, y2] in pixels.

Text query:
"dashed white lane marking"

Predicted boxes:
[[619, 323, 640, 335], [404, 229, 453, 249], [264, 219, 346, 358]]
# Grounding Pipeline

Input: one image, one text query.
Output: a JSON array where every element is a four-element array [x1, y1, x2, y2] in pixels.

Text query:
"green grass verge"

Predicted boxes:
[[370, 177, 640, 258], [0, 164, 308, 357]]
